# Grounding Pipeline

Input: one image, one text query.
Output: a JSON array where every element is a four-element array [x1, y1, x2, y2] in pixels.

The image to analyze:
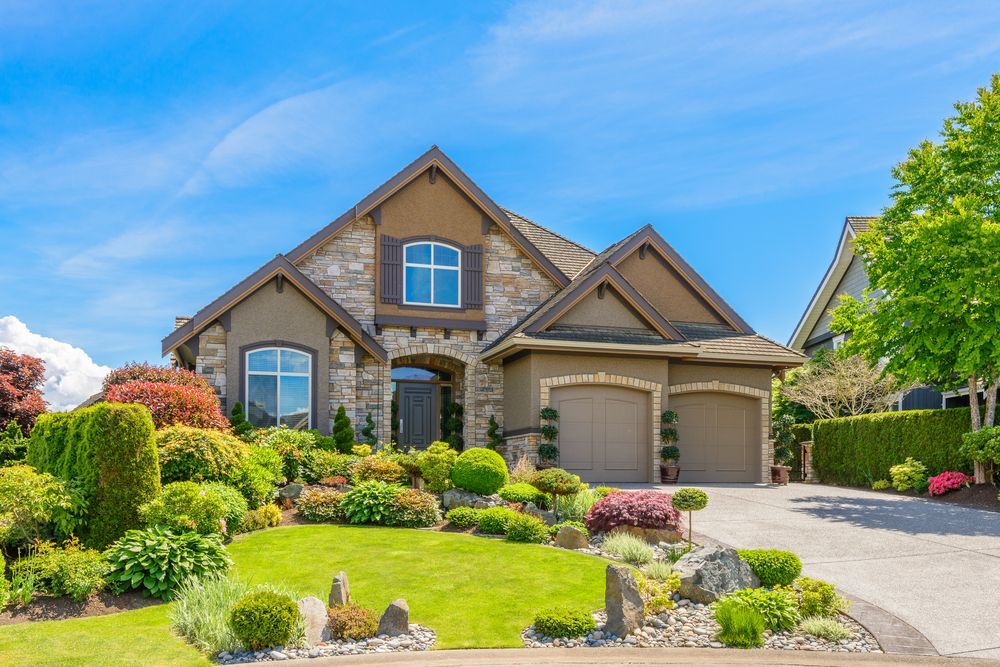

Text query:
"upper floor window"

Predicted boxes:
[[403, 241, 460, 307], [245, 347, 311, 429]]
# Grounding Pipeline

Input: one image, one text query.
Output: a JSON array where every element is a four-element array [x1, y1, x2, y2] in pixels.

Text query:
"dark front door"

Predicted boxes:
[[398, 382, 436, 448]]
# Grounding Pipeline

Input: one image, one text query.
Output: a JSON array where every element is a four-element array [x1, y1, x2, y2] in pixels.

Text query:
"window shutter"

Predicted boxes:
[[381, 235, 402, 304], [462, 244, 483, 309]]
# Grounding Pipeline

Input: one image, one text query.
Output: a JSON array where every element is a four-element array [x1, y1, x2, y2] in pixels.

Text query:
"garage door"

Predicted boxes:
[[551, 385, 649, 483], [669, 392, 760, 483]]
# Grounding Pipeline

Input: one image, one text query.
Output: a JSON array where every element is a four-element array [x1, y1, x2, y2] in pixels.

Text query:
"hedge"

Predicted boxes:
[[811, 408, 973, 486], [28, 402, 161, 547]]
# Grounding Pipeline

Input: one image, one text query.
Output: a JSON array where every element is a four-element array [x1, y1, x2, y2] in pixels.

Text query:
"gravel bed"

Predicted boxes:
[[216, 625, 436, 663], [521, 601, 881, 653]]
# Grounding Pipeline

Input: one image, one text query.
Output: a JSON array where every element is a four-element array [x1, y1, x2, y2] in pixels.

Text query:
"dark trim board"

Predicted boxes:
[[375, 314, 487, 331]]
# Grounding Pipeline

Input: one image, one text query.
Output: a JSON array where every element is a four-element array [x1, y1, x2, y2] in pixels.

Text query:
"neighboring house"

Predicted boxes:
[[162, 147, 804, 483], [788, 216, 958, 410]]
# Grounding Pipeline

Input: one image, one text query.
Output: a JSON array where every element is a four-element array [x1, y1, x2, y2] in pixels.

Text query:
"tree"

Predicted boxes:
[[360, 412, 377, 447], [486, 414, 503, 450], [831, 75, 1000, 481], [0, 348, 46, 434], [332, 405, 354, 453], [779, 352, 911, 420]]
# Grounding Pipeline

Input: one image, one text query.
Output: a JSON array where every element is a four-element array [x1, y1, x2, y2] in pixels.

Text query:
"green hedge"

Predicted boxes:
[[812, 408, 972, 486], [786, 423, 813, 482], [28, 403, 161, 547]]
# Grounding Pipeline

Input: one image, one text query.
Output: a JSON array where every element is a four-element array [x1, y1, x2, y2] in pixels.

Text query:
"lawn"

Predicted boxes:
[[0, 525, 609, 664]]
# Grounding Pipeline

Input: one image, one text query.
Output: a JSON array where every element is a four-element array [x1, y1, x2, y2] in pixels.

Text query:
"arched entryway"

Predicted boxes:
[[391, 353, 466, 448]]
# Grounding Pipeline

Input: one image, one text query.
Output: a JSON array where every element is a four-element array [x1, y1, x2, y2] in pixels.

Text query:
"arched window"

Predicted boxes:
[[403, 241, 460, 307], [245, 347, 311, 429]]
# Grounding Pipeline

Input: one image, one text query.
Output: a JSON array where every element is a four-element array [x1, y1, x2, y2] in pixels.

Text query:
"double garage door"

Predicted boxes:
[[553, 386, 760, 484]]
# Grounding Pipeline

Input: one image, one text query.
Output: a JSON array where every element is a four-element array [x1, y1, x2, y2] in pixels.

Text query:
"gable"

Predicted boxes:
[[806, 253, 870, 342], [616, 249, 728, 326], [552, 284, 655, 331], [378, 170, 486, 248]]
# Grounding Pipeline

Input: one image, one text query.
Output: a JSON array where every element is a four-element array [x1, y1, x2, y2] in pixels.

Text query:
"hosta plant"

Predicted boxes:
[[339, 480, 402, 524], [725, 587, 800, 632]]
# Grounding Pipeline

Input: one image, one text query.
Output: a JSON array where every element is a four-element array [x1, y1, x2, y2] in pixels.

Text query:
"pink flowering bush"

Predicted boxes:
[[105, 381, 228, 430], [584, 490, 683, 534], [927, 471, 973, 496]]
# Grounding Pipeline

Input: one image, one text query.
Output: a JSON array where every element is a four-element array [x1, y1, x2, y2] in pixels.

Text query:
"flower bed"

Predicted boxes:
[[215, 626, 436, 663]]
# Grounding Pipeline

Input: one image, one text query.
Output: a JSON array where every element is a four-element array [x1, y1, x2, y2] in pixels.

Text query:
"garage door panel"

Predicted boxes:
[[669, 392, 760, 483], [674, 403, 708, 472], [604, 399, 639, 471], [716, 405, 748, 472], [558, 397, 595, 470]]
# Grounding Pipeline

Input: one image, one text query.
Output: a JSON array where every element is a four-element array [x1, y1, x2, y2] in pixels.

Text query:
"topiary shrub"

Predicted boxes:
[[671, 487, 708, 547], [332, 406, 355, 454], [532, 608, 596, 638], [714, 596, 765, 648], [584, 490, 683, 535], [417, 442, 458, 493], [105, 527, 231, 600], [352, 455, 406, 484], [725, 587, 800, 632], [140, 481, 230, 535], [229, 402, 255, 439], [231, 446, 284, 508], [104, 381, 228, 430], [328, 603, 378, 640], [339, 480, 403, 524], [295, 488, 345, 522], [795, 576, 849, 618], [11, 538, 109, 601], [476, 506, 519, 535], [247, 427, 316, 480], [229, 590, 300, 650], [530, 468, 582, 520], [504, 512, 549, 543], [385, 488, 441, 528], [499, 482, 549, 508], [738, 549, 802, 586], [156, 426, 249, 484], [451, 447, 509, 496], [445, 506, 481, 528], [238, 504, 282, 532]]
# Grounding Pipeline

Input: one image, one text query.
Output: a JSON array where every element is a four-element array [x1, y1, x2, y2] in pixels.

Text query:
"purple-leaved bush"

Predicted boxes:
[[584, 490, 683, 534]]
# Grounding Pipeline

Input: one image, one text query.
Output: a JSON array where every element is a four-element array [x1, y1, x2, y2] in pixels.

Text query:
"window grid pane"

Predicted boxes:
[[433, 268, 459, 305], [404, 242, 461, 306], [280, 349, 310, 374], [248, 349, 278, 373], [405, 266, 432, 303], [247, 348, 311, 429]]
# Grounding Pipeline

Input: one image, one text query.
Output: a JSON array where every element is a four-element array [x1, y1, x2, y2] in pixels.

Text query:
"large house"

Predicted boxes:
[[163, 147, 804, 483]]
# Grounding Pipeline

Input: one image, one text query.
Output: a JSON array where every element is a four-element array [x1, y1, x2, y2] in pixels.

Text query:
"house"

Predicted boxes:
[[162, 147, 804, 483], [787, 216, 967, 409]]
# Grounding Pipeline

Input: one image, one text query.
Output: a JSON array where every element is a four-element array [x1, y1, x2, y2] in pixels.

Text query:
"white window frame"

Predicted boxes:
[[402, 241, 461, 308], [245, 347, 312, 429], [832, 333, 846, 350]]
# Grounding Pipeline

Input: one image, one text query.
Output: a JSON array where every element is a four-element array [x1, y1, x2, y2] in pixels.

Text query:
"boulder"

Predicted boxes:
[[442, 488, 504, 510], [615, 525, 682, 544], [522, 502, 557, 526], [296, 596, 330, 646], [377, 598, 410, 637], [673, 544, 760, 604], [278, 483, 304, 501], [329, 571, 350, 606], [605, 564, 644, 638], [555, 525, 589, 550]]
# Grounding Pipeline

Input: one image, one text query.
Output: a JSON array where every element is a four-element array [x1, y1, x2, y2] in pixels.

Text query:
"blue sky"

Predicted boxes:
[[2, 1, 999, 404]]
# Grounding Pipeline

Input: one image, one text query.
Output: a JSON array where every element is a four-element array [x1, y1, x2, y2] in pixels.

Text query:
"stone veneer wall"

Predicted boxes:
[[497, 432, 539, 466], [195, 323, 227, 410], [328, 330, 357, 432]]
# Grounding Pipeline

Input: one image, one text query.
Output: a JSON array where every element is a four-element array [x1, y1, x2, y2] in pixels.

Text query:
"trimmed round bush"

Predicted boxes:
[[328, 603, 378, 640], [476, 506, 518, 535], [445, 506, 481, 528], [671, 487, 708, 512], [450, 447, 509, 496], [498, 482, 549, 508], [156, 426, 249, 484], [295, 487, 345, 522], [738, 549, 802, 586], [203, 482, 249, 534], [385, 488, 441, 528], [352, 456, 407, 484], [229, 590, 300, 650], [504, 512, 550, 543], [533, 609, 596, 639], [140, 481, 230, 535], [584, 490, 683, 534], [530, 468, 582, 497]]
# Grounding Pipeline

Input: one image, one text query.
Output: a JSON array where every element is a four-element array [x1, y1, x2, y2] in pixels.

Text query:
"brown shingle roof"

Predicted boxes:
[[846, 216, 876, 235], [673, 322, 806, 360], [504, 209, 596, 278]]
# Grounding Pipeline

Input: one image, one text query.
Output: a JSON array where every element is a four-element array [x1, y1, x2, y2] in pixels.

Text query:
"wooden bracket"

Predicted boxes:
[[429, 164, 438, 184], [597, 282, 606, 300], [276, 274, 284, 293]]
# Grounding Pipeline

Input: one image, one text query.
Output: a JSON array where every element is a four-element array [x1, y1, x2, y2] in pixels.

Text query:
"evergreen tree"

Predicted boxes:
[[333, 405, 355, 453], [360, 412, 377, 447], [486, 414, 503, 450]]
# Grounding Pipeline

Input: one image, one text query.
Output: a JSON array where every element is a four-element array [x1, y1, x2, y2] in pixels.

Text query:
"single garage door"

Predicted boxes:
[[551, 385, 650, 483], [669, 392, 760, 483]]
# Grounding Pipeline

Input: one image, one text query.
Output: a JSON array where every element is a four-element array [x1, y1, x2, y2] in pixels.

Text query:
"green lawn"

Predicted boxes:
[[0, 525, 609, 664]]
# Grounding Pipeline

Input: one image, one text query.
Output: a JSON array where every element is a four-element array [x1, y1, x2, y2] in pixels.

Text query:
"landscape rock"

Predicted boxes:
[[605, 564, 644, 638], [555, 525, 589, 549], [278, 483, 304, 501], [522, 502, 557, 526], [673, 544, 759, 604], [377, 599, 410, 637], [329, 571, 350, 606], [297, 596, 331, 646], [441, 488, 505, 510]]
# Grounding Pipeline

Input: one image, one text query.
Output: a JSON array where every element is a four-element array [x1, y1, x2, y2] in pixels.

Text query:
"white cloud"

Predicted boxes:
[[0, 315, 110, 411]]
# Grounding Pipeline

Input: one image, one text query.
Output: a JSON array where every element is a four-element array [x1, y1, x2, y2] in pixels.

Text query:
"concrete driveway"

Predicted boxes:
[[640, 483, 1000, 660]]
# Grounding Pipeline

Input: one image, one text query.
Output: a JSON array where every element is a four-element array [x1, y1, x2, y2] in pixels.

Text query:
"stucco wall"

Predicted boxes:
[[554, 286, 651, 330], [667, 362, 773, 393], [617, 251, 726, 325], [501, 354, 533, 432]]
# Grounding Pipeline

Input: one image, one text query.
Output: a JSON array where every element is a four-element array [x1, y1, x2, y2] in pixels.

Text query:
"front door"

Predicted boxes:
[[398, 382, 436, 448]]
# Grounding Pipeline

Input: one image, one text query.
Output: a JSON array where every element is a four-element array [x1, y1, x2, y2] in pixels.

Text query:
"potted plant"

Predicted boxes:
[[537, 407, 559, 469], [771, 414, 796, 485], [659, 410, 680, 483]]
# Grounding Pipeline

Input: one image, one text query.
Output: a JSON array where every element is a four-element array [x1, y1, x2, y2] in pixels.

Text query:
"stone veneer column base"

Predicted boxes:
[[498, 433, 539, 466]]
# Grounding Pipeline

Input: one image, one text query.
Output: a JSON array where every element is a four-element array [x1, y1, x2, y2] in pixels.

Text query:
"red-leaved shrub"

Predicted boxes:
[[584, 490, 683, 534], [928, 470, 973, 496], [104, 381, 228, 430], [0, 348, 47, 433], [103, 363, 212, 392]]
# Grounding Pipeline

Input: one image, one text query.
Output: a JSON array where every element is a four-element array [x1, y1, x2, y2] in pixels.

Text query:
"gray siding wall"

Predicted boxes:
[[807, 255, 870, 341]]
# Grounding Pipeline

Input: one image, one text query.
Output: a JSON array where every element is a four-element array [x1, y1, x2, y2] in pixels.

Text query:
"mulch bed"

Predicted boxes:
[[868, 484, 1000, 512], [0, 590, 160, 626]]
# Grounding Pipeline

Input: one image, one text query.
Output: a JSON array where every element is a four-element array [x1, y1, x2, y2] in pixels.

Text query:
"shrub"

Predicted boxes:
[[105, 527, 231, 600], [642, 560, 673, 582], [352, 455, 406, 484], [593, 486, 620, 499], [352, 444, 371, 457], [714, 597, 765, 648], [738, 549, 802, 586], [505, 513, 549, 543], [104, 363, 212, 392], [229, 402, 255, 439], [156, 426, 248, 484], [248, 427, 316, 480], [671, 487, 709, 546], [638, 571, 680, 613], [239, 504, 282, 532], [584, 490, 683, 535], [444, 506, 481, 528], [549, 520, 588, 537], [499, 482, 549, 508], [556, 488, 602, 522], [476, 506, 518, 535], [104, 381, 228, 430], [509, 454, 536, 484], [332, 406, 355, 453], [601, 530, 654, 566], [0, 420, 28, 466], [27, 403, 161, 547], [171, 573, 251, 655], [0, 556, 8, 610], [11, 539, 109, 601], [232, 446, 284, 508], [928, 470, 973, 496], [889, 457, 928, 492], [140, 481, 230, 535], [871, 479, 891, 490], [0, 349, 46, 435], [726, 587, 800, 631], [328, 603, 379, 640], [417, 442, 458, 493], [799, 616, 852, 641], [796, 576, 849, 618], [451, 447, 509, 496], [204, 482, 249, 533], [229, 590, 300, 650], [812, 408, 972, 485], [959, 425, 1000, 464], [532, 609, 596, 638], [295, 487, 346, 522], [302, 450, 356, 484], [0, 464, 73, 547], [340, 480, 403, 524], [385, 488, 441, 528], [530, 468, 582, 514]]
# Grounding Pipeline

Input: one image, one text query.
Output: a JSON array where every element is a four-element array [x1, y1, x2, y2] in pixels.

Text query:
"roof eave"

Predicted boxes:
[[787, 220, 856, 350]]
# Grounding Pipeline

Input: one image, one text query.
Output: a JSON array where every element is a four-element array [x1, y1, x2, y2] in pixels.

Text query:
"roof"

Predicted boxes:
[[846, 216, 876, 235], [504, 209, 595, 278], [673, 322, 806, 361]]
